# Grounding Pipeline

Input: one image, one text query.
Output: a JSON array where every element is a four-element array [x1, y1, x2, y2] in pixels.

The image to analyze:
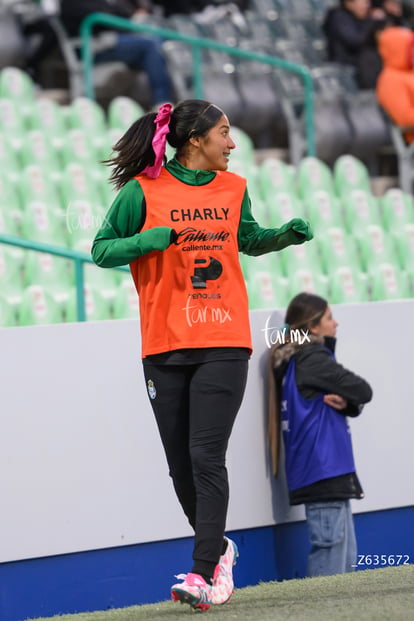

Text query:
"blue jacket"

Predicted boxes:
[[282, 354, 356, 492], [270, 335, 372, 503]]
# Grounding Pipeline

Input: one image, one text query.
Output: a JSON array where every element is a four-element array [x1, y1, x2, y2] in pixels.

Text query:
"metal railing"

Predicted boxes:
[[79, 13, 316, 155], [0, 233, 128, 322]]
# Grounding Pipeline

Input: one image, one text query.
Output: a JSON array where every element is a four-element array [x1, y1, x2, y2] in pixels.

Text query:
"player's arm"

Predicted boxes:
[[92, 179, 175, 268], [238, 189, 313, 256]]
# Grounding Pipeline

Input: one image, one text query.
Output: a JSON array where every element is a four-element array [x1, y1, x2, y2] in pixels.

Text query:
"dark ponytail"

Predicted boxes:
[[104, 112, 158, 190]]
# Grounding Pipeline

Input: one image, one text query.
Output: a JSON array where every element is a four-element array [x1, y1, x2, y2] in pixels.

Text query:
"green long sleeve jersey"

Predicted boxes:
[[92, 158, 313, 268]]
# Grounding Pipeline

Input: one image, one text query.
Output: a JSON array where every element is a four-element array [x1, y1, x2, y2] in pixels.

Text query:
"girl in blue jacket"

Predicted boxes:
[[269, 292, 373, 576]]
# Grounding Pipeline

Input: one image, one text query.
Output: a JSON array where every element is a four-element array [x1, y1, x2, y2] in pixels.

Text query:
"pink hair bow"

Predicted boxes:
[[142, 103, 173, 178]]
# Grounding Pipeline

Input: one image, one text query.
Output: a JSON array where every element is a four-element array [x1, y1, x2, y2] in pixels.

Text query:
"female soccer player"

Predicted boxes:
[[92, 99, 313, 609]]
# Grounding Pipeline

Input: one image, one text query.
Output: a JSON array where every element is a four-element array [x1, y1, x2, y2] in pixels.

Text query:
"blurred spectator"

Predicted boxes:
[[372, 0, 407, 25], [153, 1, 250, 17], [21, 15, 58, 83], [12, 1, 59, 82], [60, 0, 172, 105], [376, 26, 414, 142], [323, 0, 387, 89], [153, 1, 209, 16], [193, 2, 249, 26], [401, 0, 414, 29]]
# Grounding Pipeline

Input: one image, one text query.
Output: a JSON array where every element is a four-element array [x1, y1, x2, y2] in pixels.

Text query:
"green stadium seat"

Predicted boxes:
[[64, 198, 103, 249], [20, 129, 61, 175], [246, 272, 290, 310], [244, 253, 290, 309], [84, 283, 117, 321], [0, 245, 25, 289], [64, 275, 126, 322], [258, 157, 296, 200], [46, 287, 76, 323], [368, 263, 411, 301], [281, 239, 323, 278], [250, 196, 269, 225], [288, 268, 330, 299], [91, 165, 118, 208], [229, 126, 256, 164], [67, 97, 108, 154], [84, 261, 121, 290], [0, 66, 35, 102], [23, 250, 74, 291], [107, 96, 145, 131], [84, 155, 112, 198], [28, 98, 68, 151], [341, 189, 382, 233], [296, 156, 335, 199], [60, 162, 109, 222], [52, 287, 77, 323], [267, 191, 305, 229], [61, 276, 121, 323], [0, 292, 18, 326], [18, 284, 64, 326], [316, 227, 361, 274], [228, 159, 260, 198], [329, 266, 370, 304], [113, 278, 140, 319], [0, 169, 23, 234], [59, 162, 101, 206], [380, 188, 414, 231], [392, 223, 414, 274], [60, 128, 100, 167], [94, 129, 117, 164], [20, 199, 68, 246], [0, 166, 22, 208], [242, 251, 274, 278], [355, 224, 399, 273], [303, 189, 343, 233], [0, 98, 26, 151], [0, 203, 20, 237], [0, 131, 20, 179], [67, 96, 107, 133], [333, 154, 371, 197], [0, 67, 35, 124], [20, 164, 61, 207], [19, 282, 111, 325]]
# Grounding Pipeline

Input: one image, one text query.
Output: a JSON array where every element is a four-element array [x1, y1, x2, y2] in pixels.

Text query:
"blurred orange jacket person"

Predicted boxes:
[[377, 26, 414, 143]]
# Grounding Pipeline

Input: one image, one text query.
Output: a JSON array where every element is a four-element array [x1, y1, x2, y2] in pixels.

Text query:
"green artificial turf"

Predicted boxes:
[[27, 564, 414, 621]]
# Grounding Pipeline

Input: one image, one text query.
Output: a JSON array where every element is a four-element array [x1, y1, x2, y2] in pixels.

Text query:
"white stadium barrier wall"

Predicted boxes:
[[1, 301, 413, 565]]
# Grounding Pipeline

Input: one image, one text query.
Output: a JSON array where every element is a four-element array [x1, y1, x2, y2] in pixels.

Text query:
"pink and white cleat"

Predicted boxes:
[[171, 572, 212, 611], [212, 537, 239, 605]]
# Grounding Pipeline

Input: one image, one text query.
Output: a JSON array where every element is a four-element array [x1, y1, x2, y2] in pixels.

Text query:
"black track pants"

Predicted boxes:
[[143, 359, 248, 577]]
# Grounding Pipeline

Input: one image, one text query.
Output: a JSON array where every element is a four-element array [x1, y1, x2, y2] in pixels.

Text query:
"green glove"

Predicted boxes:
[[138, 226, 176, 254], [290, 218, 313, 241]]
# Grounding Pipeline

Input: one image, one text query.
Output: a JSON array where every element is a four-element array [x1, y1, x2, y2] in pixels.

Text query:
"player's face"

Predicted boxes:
[[310, 305, 338, 338], [195, 115, 236, 171]]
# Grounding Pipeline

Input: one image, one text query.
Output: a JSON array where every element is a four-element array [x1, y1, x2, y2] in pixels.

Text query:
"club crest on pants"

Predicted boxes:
[[147, 379, 156, 399]]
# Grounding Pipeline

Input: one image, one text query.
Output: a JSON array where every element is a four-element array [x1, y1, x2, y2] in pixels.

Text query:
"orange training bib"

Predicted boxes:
[[130, 168, 252, 357]]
